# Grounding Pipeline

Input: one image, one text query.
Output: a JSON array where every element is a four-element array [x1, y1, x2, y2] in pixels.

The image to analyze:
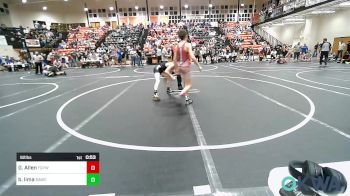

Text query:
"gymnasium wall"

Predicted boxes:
[[314, 8, 350, 45], [8, 0, 90, 28], [264, 23, 305, 46], [0, 45, 20, 59], [5, 0, 263, 28], [0, 0, 11, 27], [260, 7, 350, 48]]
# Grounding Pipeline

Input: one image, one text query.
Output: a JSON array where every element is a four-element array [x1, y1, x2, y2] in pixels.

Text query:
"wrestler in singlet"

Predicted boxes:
[[152, 60, 180, 101], [167, 29, 202, 105], [175, 41, 192, 79]]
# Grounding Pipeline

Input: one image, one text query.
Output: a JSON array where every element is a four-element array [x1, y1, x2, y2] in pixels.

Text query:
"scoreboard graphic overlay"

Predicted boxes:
[[16, 153, 100, 186]]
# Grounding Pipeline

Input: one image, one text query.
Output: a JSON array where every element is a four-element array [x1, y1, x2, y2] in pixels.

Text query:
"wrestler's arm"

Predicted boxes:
[[187, 43, 202, 71]]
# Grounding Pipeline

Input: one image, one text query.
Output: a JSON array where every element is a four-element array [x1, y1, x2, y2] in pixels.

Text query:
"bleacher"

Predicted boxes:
[[190, 24, 226, 50], [0, 26, 68, 50], [0, 27, 25, 49], [224, 22, 263, 53], [104, 24, 143, 49], [239, 32, 263, 52], [25, 28, 60, 48], [57, 26, 109, 55]]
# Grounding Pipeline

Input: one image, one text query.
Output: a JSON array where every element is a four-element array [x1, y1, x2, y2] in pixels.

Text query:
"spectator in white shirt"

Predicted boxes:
[[32, 52, 43, 74], [337, 41, 346, 60], [161, 47, 169, 63], [156, 46, 162, 63]]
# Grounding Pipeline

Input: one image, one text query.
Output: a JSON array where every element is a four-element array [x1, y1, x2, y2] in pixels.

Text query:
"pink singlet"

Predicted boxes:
[[175, 41, 191, 79]]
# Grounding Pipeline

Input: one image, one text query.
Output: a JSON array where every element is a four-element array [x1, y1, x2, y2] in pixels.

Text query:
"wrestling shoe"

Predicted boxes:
[[152, 94, 160, 101], [166, 88, 173, 94], [178, 85, 183, 90], [185, 98, 193, 105]]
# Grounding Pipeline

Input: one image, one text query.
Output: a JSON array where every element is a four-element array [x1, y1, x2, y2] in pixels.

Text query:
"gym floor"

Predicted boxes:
[[0, 61, 349, 196]]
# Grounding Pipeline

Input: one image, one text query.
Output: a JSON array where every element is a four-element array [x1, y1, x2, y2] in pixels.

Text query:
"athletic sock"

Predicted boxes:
[[176, 75, 182, 87]]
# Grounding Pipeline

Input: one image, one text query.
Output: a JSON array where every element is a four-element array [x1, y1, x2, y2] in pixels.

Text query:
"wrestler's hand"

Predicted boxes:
[[198, 65, 203, 72]]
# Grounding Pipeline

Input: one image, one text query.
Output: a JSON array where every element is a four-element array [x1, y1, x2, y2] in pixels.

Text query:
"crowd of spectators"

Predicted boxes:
[[0, 55, 31, 72], [259, 4, 277, 21], [143, 22, 179, 64], [0, 27, 26, 49], [144, 21, 232, 64], [219, 20, 309, 64], [102, 23, 144, 67], [3, 19, 350, 74], [189, 21, 229, 63], [25, 28, 62, 48], [18, 23, 146, 72], [219, 20, 265, 62], [257, 0, 307, 23], [61, 24, 109, 50]]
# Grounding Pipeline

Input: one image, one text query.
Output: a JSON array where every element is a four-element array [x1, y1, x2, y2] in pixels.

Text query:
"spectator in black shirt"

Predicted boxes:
[[136, 49, 142, 67], [313, 42, 319, 57]]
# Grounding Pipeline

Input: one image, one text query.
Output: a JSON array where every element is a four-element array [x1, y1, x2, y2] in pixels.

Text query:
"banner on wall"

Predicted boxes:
[[273, 5, 284, 17], [0, 35, 8, 46], [295, 0, 306, 8], [159, 16, 169, 24], [150, 16, 158, 23], [25, 39, 40, 47], [137, 16, 147, 26], [283, 1, 295, 13], [186, 15, 205, 20], [119, 17, 128, 25], [305, 0, 328, 7], [129, 16, 137, 25]]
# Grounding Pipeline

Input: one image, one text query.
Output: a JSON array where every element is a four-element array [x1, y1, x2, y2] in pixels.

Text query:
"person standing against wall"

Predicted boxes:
[[337, 41, 346, 60], [32, 52, 43, 74], [313, 42, 319, 58], [293, 42, 302, 62], [136, 48, 142, 67], [156, 46, 162, 64], [319, 38, 332, 68]]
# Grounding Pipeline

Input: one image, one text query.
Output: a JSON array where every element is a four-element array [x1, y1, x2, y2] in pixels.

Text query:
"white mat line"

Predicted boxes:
[[253, 68, 317, 73], [296, 70, 350, 90], [297, 71, 350, 83], [0, 84, 50, 99], [0, 83, 59, 109], [187, 105, 223, 193], [46, 82, 136, 153], [224, 65, 350, 97], [0, 79, 102, 120], [224, 78, 350, 140], [0, 82, 136, 195], [0, 79, 69, 100]]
